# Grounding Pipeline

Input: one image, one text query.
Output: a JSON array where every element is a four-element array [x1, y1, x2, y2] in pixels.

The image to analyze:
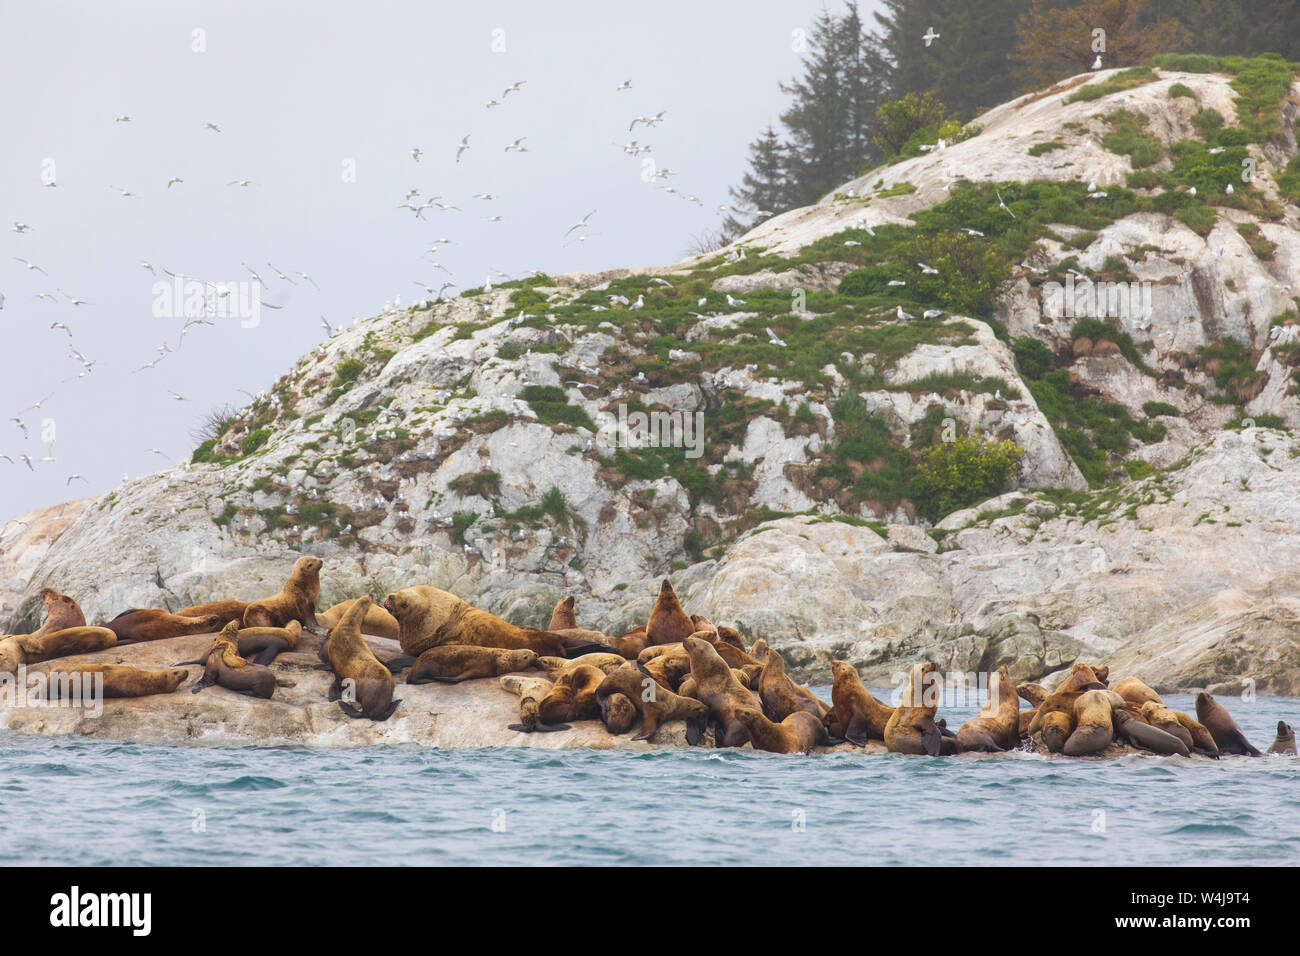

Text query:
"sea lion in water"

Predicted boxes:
[[243, 556, 322, 629], [0, 626, 117, 675], [1063, 690, 1121, 756], [595, 663, 708, 742], [1140, 701, 1194, 750], [538, 664, 605, 724], [1194, 691, 1260, 756], [189, 622, 276, 698], [1113, 710, 1189, 756], [733, 707, 827, 754], [29, 588, 86, 639], [35, 663, 189, 699], [1267, 721, 1296, 755], [683, 635, 761, 748], [500, 674, 570, 733], [646, 579, 695, 646], [383, 585, 608, 658], [956, 666, 1021, 753], [407, 646, 537, 684], [105, 608, 223, 645], [316, 599, 400, 640], [884, 662, 946, 756], [176, 600, 248, 628], [757, 648, 826, 721], [322, 595, 399, 720], [1113, 676, 1160, 707], [1040, 711, 1072, 753], [826, 659, 894, 745]]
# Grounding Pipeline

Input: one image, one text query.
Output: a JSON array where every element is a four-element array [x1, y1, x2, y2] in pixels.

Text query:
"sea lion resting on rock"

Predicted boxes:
[[35, 664, 190, 700], [0, 626, 117, 676], [232, 621, 302, 665], [321, 595, 399, 720], [1195, 691, 1260, 757], [317, 599, 400, 641], [407, 646, 537, 684], [176, 600, 248, 628], [683, 635, 761, 748], [1113, 710, 1189, 756], [1113, 676, 1160, 707], [733, 707, 827, 755], [1268, 721, 1296, 755], [1027, 663, 1107, 736], [538, 664, 606, 724], [105, 608, 224, 645], [826, 659, 894, 745], [188, 622, 276, 699], [242, 556, 322, 629], [884, 662, 950, 756], [956, 666, 1021, 753], [28, 588, 86, 639], [646, 580, 695, 646], [1040, 711, 1073, 753], [1140, 702, 1194, 751], [758, 648, 827, 721], [546, 598, 650, 660], [500, 674, 570, 733], [384, 586, 609, 659], [535, 653, 626, 680], [596, 663, 708, 743], [1063, 690, 1124, 756]]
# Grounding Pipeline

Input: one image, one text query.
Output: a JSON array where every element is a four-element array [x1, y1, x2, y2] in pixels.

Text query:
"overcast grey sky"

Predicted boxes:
[[1, 0, 881, 521]]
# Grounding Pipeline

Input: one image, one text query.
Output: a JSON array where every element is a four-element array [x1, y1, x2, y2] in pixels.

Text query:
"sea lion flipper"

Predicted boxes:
[[507, 723, 532, 733], [536, 722, 571, 732], [381, 655, 416, 672], [328, 677, 342, 701], [922, 721, 942, 757], [173, 658, 204, 667], [844, 713, 870, 747], [685, 714, 707, 746], [338, 700, 364, 718], [374, 699, 400, 721], [313, 662, 335, 672], [191, 679, 213, 693]]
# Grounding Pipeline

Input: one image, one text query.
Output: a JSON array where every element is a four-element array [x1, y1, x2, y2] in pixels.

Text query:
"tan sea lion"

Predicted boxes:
[[548, 596, 578, 631], [105, 608, 223, 645], [233, 620, 302, 665], [500, 674, 569, 733], [646, 579, 695, 645], [758, 648, 826, 721], [1040, 711, 1072, 753], [1195, 692, 1260, 756], [316, 599, 400, 640], [884, 661, 946, 756], [749, 638, 769, 664], [538, 664, 605, 724], [639, 645, 693, 691], [243, 556, 322, 629], [0, 626, 117, 675], [1113, 710, 1189, 756], [407, 645, 536, 683], [1267, 721, 1296, 755], [1018, 709, 1037, 736], [1174, 712, 1219, 758], [34, 663, 189, 699], [176, 600, 248, 628], [826, 660, 894, 745], [1016, 682, 1049, 707], [956, 666, 1021, 753], [383, 585, 608, 658], [322, 595, 399, 720], [1063, 689, 1120, 755], [733, 707, 827, 754], [595, 663, 708, 742], [599, 693, 636, 734], [1027, 663, 1107, 735], [1113, 676, 1161, 707], [683, 635, 761, 747], [187, 622, 276, 698], [535, 653, 626, 680], [29, 588, 86, 639], [736, 664, 763, 690], [1140, 701, 1194, 750]]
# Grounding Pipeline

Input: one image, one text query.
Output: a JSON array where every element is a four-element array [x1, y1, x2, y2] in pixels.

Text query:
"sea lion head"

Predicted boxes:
[[508, 649, 538, 670], [164, 668, 190, 690], [0, 637, 24, 675], [197, 613, 223, 632], [218, 620, 240, 639], [602, 692, 637, 734], [1277, 720, 1293, 740]]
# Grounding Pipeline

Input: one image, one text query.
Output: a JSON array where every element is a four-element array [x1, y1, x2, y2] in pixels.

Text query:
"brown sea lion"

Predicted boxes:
[[548, 596, 578, 631], [188, 622, 276, 699], [243, 556, 322, 629], [1018, 709, 1038, 736], [105, 608, 223, 645], [1140, 701, 1194, 750], [1195, 691, 1260, 756], [749, 638, 770, 664], [1174, 712, 1219, 758], [1063, 690, 1120, 755], [709, 636, 764, 671], [826, 660, 894, 745], [500, 674, 569, 733], [0, 626, 117, 675], [34, 663, 190, 699], [595, 663, 709, 742], [175, 600, 248, 628], [538, 664, 605, 724], [1027, 663, 1107, 736], [884, 661, 945, 756], [383, 585, 608, 658], [1267, 721, 1296, 755], [601, 693, 638, 734], [1113, 676, 1161, 707], [322, 595, 399, 720], [638, 644, 693, 691], [408, 646, 537, 684], [233, 621, 302, 665], [733, 707, 827, 754], [956, 666, 1021, 753], [1113, 710, 1189, 756], [683, 635, 761, 747], [1016, 682, 1049, 707], [758, 648, 826, 721], [30, 588, 86, 639], [1040, 711, 1072, 753], [646, 579, 695, 645], [535, 653, 626, 680], [316, 599, 400, 640]]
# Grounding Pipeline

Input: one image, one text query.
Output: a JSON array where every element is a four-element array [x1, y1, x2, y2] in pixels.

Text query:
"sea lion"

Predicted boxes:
[[956, 666, 1021, 753], [500, 674, 569, 733], [595, 663, 709, 742], [1027, 663, 1107, 735], [749, 638, 769, 664], [535, 653, 626, 680], [1174, 712, 1219, 758], [884, 662, 946, 756], [758, 648, 826, 721], [34, 663, 190, 699], [105, 608, 223, 645], [407, 645, 537, 684], [0, 626, 117, 675], [29, 588, 86, 639], [1016, 682, 1049, 707], [733, 707, 827, 754], [683, 635, 761, 747], [175, 600, 248, 628], [1063, 689, 1120, 756], [242, 556, 322, 629], [548, 596, 578, 631], [1113, 676, 1161, 707], [316, 599, 400, 640], [1267, 720, 1296, 755], [825, 660, 894, 745], [322, 595, 399, 720], [708, 636, 764, 671], [1194, 691, 1261, 756], [1018, 709, 1037, 736], [538, 664, 605, 724], [638, 644, 693, 691], [646, 579, 695, 646], [1140, 701, 1194, 750], [1113, 710, 1189, 756], [383, 585, 608, 658], [601, 693, 638, 734], [233, 621, 302, 665], [1040, 711, 1072, 753], [189, 622, 276, 698]]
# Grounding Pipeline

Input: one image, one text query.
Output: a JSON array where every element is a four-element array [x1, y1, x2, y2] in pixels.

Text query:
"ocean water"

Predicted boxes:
[[1, 692, 1296, 866]]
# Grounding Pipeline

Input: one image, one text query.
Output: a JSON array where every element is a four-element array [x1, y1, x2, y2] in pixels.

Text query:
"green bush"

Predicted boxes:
[[873, 91, 949, 158], [913, 435, 1025, 520], [191, 439, 220, 464], [1013, 336, 1055, 379], [1168, 83, 1196, 100], [241, 428, 271, 455], [521, 385, 596, 431], [540, 486, 571, 525], [1141, 401, 1179, 418], [331, 358, 365, 389], [1279, 157, 1300, 201], [1102, 110, 1162, 168], [451, 511, 478, 545], [1028, 141, 1064, 157]]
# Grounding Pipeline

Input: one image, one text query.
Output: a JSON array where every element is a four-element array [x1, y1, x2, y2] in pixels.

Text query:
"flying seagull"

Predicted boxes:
[[565, 209, 596, 236], [504, 137, 528, 153], [995, 189, 1016, 219], [922, 27, 940, 47], [615, 79, 632, 92], [456, 135, 471, 163]]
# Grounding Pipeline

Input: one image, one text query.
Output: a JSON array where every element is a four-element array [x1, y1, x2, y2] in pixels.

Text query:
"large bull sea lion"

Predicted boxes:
[[1194, 691, 1261, 757]]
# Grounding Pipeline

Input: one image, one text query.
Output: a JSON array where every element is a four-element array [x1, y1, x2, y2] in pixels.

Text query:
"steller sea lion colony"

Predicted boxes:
[[0, 556, 1283, 758]]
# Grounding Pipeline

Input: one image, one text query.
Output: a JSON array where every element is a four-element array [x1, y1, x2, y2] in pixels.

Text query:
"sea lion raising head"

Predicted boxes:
[[242, 556, 322, 629], [1268, 721, 1296, 755], [1194, 692, 1261, 757]]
